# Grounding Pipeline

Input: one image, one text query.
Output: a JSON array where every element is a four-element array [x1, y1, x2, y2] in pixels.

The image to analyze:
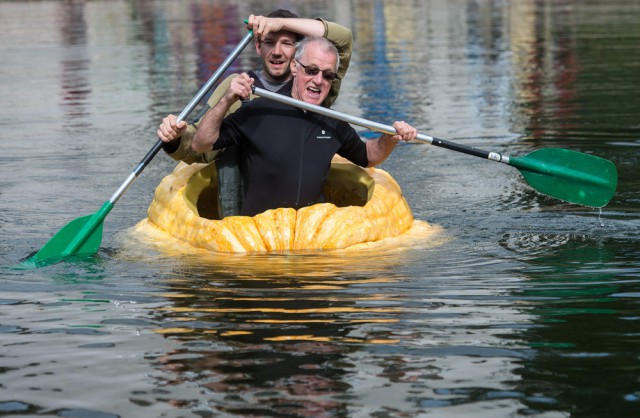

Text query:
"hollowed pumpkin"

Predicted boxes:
[[133, 156, 424, 253]]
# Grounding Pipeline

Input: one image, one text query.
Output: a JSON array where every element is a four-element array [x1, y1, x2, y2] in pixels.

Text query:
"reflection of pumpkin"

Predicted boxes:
[[133, 156, 429, 253]]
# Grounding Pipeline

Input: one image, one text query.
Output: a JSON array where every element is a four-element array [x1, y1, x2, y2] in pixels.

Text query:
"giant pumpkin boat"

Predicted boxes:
[[131, 156, 439, 254]]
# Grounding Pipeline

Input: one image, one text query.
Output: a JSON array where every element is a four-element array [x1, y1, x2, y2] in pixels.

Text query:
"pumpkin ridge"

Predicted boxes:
[[316, 204, 372, 249], [252, 208, 297, 251], [293, 203, 338, 250]]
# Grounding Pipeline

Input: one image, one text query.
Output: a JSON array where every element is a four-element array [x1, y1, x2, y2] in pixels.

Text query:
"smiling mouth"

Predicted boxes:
[[306, 86, 321, 96]]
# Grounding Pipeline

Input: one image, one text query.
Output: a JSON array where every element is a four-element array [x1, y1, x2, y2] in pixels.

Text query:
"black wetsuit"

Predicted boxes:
[[213, 96, 369, 217], [212, 71, 292, 217]]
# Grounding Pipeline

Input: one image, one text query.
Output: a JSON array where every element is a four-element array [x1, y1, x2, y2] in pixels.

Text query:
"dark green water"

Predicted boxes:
[[1, 1, 639, 417]]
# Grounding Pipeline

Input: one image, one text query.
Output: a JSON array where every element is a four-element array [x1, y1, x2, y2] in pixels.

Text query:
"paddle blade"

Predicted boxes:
[[508, 148, 617, 207], [26, 201, 113, 267]]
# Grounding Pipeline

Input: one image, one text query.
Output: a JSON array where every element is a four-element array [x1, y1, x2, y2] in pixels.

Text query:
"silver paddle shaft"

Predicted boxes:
[[109, 31, 255, 205], [251, 86, 510, 164]]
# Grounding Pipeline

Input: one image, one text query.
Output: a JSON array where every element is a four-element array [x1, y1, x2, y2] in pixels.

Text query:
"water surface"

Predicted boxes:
[[1, 1, 639, 417]]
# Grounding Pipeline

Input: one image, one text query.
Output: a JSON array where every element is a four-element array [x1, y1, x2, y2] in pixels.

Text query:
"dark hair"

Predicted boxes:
[[266, 9, 303, 41], [267, 9, 299, 19]]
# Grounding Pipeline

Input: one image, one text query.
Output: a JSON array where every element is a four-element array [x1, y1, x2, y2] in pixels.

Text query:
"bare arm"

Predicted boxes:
[[192, 73, 254, 153], [247, 15, 325, 39], [365, 121, 417, 167]]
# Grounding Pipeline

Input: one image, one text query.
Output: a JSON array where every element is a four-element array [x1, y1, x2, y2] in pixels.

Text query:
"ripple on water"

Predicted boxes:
[[500, 232, 573, 256]]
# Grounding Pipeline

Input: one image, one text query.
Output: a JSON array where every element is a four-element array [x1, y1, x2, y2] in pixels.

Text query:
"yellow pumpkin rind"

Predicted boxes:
[[136, 159, 420, 253]]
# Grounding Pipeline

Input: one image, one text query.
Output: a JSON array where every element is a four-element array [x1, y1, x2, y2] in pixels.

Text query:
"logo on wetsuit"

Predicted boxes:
[[316, 129, 332, 140]]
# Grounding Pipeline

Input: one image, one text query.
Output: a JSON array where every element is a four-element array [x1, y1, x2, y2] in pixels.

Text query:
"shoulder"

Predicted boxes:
[[316, 18, 353, 48], [215, 73, 239, 92]]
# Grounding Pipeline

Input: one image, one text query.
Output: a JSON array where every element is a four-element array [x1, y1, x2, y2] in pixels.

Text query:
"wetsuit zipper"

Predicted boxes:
[[295, 111, 307, 208], [294, 140, 302, 208], [295, 110, 316, 208]]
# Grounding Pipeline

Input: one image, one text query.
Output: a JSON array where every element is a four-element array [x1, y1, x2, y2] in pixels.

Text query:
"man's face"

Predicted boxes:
[[256, 31, 298, 82], [290, 42, 337, 106]]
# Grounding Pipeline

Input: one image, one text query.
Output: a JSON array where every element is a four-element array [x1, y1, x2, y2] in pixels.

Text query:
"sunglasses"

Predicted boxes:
[[295, 59, 339, 82]]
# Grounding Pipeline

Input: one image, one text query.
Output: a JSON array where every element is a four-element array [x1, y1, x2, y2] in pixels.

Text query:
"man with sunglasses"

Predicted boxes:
[[158, 10, 352, 217], [189, 36, 418, 217]]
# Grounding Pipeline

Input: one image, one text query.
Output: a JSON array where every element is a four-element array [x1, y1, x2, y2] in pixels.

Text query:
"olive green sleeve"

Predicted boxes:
[[164, 74, 242, 164], [317, 18, 353, 108]]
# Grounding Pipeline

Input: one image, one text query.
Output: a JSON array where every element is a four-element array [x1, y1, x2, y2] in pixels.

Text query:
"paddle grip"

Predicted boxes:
[[429, 137, 495, 160]]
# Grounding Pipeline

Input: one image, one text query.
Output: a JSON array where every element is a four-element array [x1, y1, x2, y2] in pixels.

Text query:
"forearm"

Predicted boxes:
[[192, 96, 236, 152], [365, 135, 399, 167], [164, 127, 220, 164], [278, 18, 325, 37]]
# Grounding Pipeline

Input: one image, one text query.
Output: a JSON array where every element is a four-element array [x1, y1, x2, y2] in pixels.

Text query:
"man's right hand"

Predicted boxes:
[[226, 73, 254, 102], [157, 114, 187, 143], [246, 15, 284, 42]]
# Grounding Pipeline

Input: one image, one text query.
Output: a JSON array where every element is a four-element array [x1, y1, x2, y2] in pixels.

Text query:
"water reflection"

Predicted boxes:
[[2, 0, 640, 417], [354, 0, 411, 132], [509, 0, 640, 154], [149, 266, 404, 414], [191, 3, 244, 93], [59, 0, 91, 132], [509, 238, 640, 416], [509, 1, 581, 149], [147, 258, 532, 415]]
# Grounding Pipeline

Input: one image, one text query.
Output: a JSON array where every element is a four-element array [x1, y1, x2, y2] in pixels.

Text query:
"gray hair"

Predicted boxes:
[[294, 36, 340, 72]]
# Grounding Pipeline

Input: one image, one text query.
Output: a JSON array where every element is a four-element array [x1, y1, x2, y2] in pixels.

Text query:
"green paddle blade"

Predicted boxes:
[[508, 148, 617, 207], [26, 201, 113, 267]]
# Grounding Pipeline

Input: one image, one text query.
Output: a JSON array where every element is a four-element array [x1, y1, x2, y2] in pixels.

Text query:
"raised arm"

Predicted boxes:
[[192, 73, 254, 153], [248, 15, 326, 39]]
